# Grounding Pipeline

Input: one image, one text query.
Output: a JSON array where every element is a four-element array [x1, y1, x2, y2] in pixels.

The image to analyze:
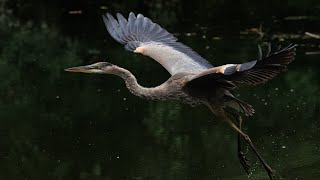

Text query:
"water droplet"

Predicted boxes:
[[123, 97, 126, 101], [205, 45, 210, 49], [202, 35, 206, 39], [290, 89, 294, 92], [116, 156, 120, 159], [281, 146, 286, 149], [56, 96, 60, 99], [275, 87, 279, 91]]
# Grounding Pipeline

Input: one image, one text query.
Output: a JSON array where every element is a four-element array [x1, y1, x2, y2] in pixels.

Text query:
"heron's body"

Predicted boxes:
[[104, 65, 239, 111], [65, 12, 297, 180]]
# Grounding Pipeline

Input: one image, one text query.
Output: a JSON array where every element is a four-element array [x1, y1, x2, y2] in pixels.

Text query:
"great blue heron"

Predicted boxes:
[[65, 12, 296, 180]]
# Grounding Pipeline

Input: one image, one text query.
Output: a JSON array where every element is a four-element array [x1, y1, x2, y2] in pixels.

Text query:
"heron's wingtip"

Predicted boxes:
[[102, 13, 108, 20], [106, 12, 114, 19]]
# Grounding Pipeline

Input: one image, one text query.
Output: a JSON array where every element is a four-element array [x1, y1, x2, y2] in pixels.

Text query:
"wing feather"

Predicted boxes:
[[116, 13, 129, 36], [143, 18, 156, 37], [103, 12, 213, 75], [105, 14, 125, 44], [135, 14, 144, 35], [128, 12, 137, 35], [187, 44, 297, 87]]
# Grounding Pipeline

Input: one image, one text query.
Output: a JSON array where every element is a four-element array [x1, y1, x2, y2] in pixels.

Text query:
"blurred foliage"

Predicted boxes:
[[3, 0, 320, 36], [0, 0, 320, 180]]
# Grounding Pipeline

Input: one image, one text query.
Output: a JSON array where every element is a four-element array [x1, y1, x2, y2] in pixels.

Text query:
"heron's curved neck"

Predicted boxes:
[[109, 66, 163, 99]]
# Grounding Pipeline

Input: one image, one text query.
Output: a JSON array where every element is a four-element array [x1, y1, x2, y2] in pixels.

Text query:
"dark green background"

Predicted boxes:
[[1, 0, 320, 179]]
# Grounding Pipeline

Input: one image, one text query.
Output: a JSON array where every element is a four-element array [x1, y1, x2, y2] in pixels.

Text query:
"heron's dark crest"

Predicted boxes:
[[91, 62, 113, 68], [65, 12, 297, 180]]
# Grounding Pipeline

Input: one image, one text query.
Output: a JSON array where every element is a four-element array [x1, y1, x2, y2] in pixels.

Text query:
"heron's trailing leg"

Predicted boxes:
[[226, 115, 276, 180], [210, 107, 276, 180], [227, 111, 250, 174], [237, 116, 251, 174]]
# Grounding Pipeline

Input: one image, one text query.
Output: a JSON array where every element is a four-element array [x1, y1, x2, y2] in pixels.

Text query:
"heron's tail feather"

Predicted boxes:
[[225, 96, 255, 116]]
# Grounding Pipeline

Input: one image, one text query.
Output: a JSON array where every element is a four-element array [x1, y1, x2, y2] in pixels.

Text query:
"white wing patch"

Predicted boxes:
[[135, 42, 208, 74]]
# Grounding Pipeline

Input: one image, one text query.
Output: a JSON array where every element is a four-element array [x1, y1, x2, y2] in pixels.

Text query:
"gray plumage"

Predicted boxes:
[[103, 12, 213, 75], [66, 12, 298, 180]]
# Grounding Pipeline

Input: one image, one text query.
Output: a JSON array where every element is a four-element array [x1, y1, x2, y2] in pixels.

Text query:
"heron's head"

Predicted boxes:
[[65, 62, 114, 74]]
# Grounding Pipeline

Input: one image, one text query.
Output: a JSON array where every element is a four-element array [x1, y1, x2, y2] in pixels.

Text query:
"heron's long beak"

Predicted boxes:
[[65, 65, 95, 73], [65, 65, 106, 74]]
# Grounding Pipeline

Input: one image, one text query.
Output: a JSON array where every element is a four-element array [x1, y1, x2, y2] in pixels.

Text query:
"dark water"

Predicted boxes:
[[1, 1, 320, 180]]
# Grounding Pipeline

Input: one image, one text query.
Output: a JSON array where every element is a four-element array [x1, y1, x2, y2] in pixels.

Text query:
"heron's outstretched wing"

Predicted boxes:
[[103, 12, 213, 75], [187, 44, 297, 86]]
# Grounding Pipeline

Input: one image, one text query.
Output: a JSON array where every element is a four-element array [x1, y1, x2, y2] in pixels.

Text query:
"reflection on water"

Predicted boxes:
[[1, 6, 320, 180]]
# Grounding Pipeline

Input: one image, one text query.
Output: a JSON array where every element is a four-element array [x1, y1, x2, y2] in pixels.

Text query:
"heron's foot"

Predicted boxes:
[[265, 165, 277, 180], [238, 151, 250, 174]]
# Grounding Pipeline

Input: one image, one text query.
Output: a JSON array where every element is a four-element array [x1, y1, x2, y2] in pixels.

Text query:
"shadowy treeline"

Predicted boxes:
[[4, 0, 320, 36]]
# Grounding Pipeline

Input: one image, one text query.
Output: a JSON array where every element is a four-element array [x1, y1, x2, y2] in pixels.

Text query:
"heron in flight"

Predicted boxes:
[[65, 12, 296, 180]]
